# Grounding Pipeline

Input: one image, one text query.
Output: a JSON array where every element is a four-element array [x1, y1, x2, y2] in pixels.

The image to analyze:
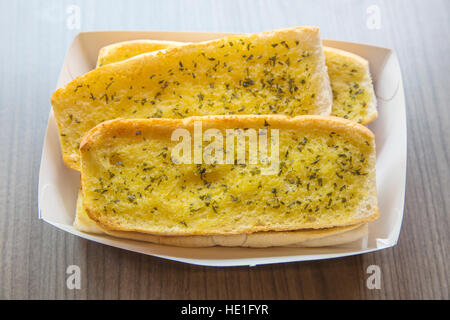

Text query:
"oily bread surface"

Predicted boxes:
[[96, 40, 184, 67], [80, 115, 378, 236], [74, 190, 368, 247], [324, 47, 377, 124], [95, 40, 377, 125], [52, 26, 332, 171]]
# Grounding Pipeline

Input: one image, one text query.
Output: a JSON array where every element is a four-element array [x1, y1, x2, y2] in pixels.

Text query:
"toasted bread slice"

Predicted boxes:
[[52, 26, 332, 170], [96, 40, 184, 67], [80, 115, 378, 236], [96, 41, 377, 125], [324, 47, 377, 124], [74, 190, 367, 247]]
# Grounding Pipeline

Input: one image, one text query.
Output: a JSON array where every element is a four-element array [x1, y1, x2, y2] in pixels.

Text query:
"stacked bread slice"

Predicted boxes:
[[52, 26, 378, 247], [94, 39, 377, 124], [52, 26, 333, 171]]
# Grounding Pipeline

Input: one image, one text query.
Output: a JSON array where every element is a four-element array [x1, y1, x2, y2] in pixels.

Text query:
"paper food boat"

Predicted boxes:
[[38, 31, 406, 266]]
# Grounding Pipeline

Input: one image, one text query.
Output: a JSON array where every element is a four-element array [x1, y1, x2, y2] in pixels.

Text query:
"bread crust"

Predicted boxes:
[[103, 222, 368, 248], [80, 115, 378, 235], [81, 114, 374, 151], [84, 204, 379, 235], [74, 189, 368, 247], [324, 46, 369, 67], [96, 39, 185, 67]]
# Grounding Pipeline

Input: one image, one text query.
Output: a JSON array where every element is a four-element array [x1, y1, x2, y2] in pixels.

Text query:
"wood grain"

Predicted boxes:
[[0, 0, 448, 299]]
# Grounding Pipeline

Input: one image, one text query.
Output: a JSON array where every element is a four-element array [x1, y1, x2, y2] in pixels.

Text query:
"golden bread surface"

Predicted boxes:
[[95, 40, 377, 125], [74, 190, 368, 247], [324, 47, 377, 124], [80, 115, 378, 236], [52, 26, 332, 171], [96, 40, 184, 67]]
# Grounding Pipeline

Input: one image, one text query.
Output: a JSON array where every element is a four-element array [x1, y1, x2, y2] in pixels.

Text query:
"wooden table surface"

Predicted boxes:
[[0, 0, 448, 299]]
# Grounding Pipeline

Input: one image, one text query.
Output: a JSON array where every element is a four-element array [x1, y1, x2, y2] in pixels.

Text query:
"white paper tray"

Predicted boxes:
[[38, 31, 407, 266]]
